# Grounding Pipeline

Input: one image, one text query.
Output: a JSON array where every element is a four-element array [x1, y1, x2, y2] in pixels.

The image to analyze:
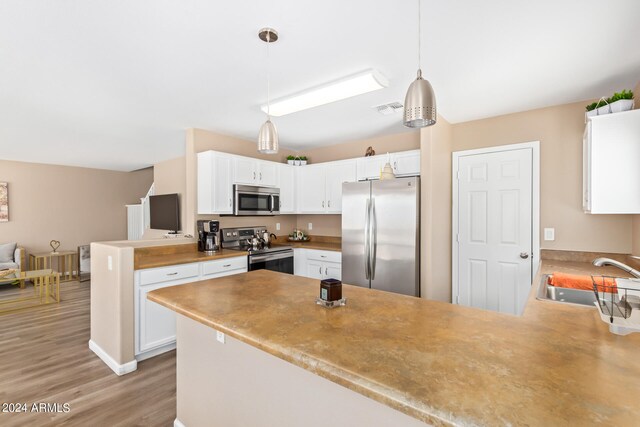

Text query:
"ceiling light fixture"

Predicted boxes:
[[257, 27, 279, 154], [403, 0, 436, 128], [261, 69, 388, 117]]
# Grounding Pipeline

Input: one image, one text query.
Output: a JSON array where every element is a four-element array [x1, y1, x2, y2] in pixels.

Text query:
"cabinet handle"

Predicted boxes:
[[279, 201, 282, 208], [320, 255, 326, 258], [253, 171, 256, 180], [229, 198, 232, 207], [260, 172, 262, 181], [328, 200, 331, 208], [394, 161, 398, 170], [223, 264, 231, 268], [325, 267, 328, 275], [167, 272, 178, 276], [319, 266, 322, 274], [322, 201, 325, 208]]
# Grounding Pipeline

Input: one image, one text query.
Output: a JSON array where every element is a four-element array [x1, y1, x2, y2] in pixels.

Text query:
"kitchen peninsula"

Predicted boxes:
[[149, 265, 640, 427]]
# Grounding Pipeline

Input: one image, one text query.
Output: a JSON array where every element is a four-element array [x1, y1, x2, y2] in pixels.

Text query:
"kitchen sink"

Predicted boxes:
[[536, 274, 616, 307]]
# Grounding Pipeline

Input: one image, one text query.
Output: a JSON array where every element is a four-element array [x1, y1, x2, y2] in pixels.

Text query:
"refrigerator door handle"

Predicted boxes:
[[364, 198, 371, 279], [369, 198, 377, 280]]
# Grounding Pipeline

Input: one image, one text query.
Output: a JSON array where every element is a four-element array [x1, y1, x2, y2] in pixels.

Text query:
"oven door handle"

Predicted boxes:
[[249, 252, 293, 264]]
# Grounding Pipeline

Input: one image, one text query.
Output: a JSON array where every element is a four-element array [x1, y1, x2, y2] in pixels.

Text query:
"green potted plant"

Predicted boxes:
[[609, 89, 634, 113], [299, 156, 308, 165], [286, 155, 295, 165]]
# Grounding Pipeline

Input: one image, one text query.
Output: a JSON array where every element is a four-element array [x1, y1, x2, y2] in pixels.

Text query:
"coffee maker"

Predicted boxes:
[[197, 220, 220, 254]]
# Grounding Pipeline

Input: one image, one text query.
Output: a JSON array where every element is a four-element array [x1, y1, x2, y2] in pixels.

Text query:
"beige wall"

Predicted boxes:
[[296, 131, 419, 163], [0, 159, 153, 253], [632, 79, 640, 256], [295, 215, 341, 237], [420, 116, 453, 302]]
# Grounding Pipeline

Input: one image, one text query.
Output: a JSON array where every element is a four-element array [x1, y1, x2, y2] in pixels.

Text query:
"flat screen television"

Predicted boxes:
[[149, 193, 180, 233]]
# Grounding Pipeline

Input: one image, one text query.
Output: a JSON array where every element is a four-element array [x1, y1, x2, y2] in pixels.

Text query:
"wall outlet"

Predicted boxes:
[[276, 222, 280, 231], [308, 223, 313, 230], [216, 330, 225, 344], [544, 228, 555, 241], [107, 256, 113, 271]]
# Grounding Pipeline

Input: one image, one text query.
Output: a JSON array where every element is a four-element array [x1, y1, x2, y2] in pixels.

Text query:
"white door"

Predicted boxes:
[[325, 160, 356, 213], [392, 150, 421, 176], [297, 165, 326, 213], [213, 154, 233, 214], [138, 283, 177, 353], [455, 147, 533, 315], [233, 157, 257, 185], [257, 161, 278, 187], [278, 164, 296, 213]]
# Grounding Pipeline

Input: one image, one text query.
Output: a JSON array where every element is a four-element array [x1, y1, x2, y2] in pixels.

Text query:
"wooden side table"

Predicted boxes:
[[29, 251, 78, 282]]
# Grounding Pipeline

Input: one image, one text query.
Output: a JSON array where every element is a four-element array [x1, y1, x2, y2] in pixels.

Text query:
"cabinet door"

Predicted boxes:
[[233, 157, 257, 185], [278, 164, 296, 213], [392, 150, 421, 176], [306, 259, 324, 279], [138, 283, 177, 353], [258, 161, 278, 187], [297, 165, 326, 213], [356, 155, 387, 181], [293, 248, 306, 276], [213, 154, 233, 214], [197, 151, 214, 214], [325, 160, 357, 213], [323, 261, 342, 281]]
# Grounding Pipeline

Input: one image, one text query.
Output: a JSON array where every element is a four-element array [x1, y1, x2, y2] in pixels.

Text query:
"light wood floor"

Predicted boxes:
[[0, 281, 176, 426]]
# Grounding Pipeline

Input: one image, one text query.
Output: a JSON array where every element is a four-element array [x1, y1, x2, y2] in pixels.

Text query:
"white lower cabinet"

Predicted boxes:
[[293, 249, 342, 281], [135, 256, 247, 360]]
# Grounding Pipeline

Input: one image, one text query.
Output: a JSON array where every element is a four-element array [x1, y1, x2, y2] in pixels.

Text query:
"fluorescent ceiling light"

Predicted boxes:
[[261, 69, 388, 117]]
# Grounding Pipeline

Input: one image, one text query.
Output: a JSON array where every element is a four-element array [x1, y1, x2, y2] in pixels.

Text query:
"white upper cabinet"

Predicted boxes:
[[583, 109, 640, 214], [233, 157, 278, 187], [297, 164, 327, 213], [278, 164, 296, 214], [198, 149, 418, 215], [257, 160, 278, 186], [198, 151, 233, 214], [392, 150, 421, 176], [356, 150, 421, 181], [325, 160, 357, 213]]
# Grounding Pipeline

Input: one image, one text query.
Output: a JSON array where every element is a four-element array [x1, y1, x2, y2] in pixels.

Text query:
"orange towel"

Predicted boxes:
[[549, 272, 617, 293]]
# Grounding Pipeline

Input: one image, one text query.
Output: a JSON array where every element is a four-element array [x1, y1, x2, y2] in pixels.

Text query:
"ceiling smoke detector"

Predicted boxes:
[[373, 102, 404, 116]]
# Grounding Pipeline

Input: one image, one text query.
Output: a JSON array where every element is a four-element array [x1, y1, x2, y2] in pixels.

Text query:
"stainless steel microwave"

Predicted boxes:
[[232, 185, 280, 216]]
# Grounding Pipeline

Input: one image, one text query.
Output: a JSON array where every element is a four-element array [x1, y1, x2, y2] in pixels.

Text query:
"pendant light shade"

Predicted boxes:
[[258, 119, 279, 154], [258, 27, 279, 154], [404, 69, 436, 127], [403, 0, 436, 128]]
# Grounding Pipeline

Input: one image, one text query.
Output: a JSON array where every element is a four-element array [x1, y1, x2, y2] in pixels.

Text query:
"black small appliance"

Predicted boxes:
[[197, 220, 220, 254]]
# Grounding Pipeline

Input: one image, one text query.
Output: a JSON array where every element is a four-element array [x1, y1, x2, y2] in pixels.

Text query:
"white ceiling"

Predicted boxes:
[[1, 0, 639, 171]]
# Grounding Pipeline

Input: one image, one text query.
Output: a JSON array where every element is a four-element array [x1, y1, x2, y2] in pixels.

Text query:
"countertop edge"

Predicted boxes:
[[146, 293, 455, 426]]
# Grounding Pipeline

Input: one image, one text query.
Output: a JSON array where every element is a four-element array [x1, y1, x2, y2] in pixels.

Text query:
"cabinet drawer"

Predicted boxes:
[[139, 263, 200, 286], [202, 256, 247, 276], [305, 249, 341, 263]]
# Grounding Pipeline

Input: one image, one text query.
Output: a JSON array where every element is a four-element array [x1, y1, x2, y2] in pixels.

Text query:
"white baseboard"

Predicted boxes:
[[135, 342, 176, 362], [174, 419, 186, 427], [88, 339, 138, 376]]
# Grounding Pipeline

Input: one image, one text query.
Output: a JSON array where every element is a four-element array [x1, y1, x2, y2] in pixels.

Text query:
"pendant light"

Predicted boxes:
[[403, 0, 436, 128], [258, 28, 279, 154]]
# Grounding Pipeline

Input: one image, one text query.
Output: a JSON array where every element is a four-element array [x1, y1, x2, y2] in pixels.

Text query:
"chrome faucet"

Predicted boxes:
[[592, 258, 640, 278]]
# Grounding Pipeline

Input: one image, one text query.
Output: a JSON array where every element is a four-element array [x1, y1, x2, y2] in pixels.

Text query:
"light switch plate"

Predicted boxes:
[[107, 256, 113, 271], [276, 222, 280, 231], [308, 223, 313, 230], [216, 330, 225, 344], [544, 228, 555, 241]]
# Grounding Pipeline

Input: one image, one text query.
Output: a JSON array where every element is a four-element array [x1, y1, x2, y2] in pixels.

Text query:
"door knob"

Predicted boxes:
[[519, 252, 529, 259]]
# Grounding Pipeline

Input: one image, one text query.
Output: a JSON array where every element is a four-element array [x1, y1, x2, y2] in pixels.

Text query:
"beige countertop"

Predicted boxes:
[[147, 261, 640, 426], [133, 244, 245, 270]]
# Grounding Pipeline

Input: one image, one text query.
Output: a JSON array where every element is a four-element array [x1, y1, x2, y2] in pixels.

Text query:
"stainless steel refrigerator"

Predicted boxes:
[[342, 177, 420, 297]]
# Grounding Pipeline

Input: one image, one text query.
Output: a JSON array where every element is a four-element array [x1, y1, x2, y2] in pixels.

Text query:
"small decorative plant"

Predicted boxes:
[[286, 155, 295, 165], [609, 89, 633, 103]]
